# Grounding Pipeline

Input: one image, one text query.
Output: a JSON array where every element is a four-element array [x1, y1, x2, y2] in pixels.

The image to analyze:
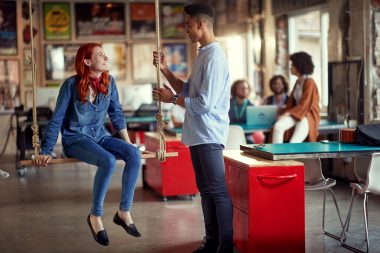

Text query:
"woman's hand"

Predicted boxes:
[[32, 155, 52, 167], [152, 84, 174, 103], [153, 51, 168, 71]]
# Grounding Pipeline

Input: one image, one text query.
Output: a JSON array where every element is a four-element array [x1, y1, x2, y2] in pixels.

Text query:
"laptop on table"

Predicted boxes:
[[246, 105, 278, 128]]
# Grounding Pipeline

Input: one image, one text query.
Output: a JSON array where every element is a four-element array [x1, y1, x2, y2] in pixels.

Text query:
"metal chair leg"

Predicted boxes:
[[341, 188, 357, 243], [363, 193, 369, 252], [323, 187, 344, 240], [341, 191, 370, 253]]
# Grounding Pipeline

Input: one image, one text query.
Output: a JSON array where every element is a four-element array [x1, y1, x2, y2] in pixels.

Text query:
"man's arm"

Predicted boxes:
[[161, 67, 185, 94], [153, 51, 185, 94]]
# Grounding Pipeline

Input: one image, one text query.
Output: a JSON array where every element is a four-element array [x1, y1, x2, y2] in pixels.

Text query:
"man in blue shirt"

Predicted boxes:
[[153, 3, 233, 253]]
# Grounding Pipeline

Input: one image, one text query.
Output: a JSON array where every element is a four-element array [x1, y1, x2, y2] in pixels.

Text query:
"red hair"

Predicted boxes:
[[75, 43, 110, 103]]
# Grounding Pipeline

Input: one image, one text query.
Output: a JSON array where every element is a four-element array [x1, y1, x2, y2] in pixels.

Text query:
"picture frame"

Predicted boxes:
[[23, 67, 33, 87], [75, 2, 126, 39], [161, 3, 185, 39], [43, 2, 71, 41], [0, 1, 17, 55], [44, 44, 80, 80], [130, 2, 156, 39], [102, 43, 127, 81], [162, 43, 188, 79], [21, 0, 38, 47], [23, 48, 36, 66], [0, 59, 20, 110], [132, 43, 156, 81]]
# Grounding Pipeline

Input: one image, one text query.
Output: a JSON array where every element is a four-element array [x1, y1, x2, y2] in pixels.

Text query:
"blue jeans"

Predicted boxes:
[[189, 144, 233, 247], [64, 136, 141, 216]]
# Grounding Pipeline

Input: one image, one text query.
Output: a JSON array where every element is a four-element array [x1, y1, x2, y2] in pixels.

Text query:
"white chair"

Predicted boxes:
[[225, 125, 246, 150], [298, 158, 344, 240], [340, 153, 380, 253]]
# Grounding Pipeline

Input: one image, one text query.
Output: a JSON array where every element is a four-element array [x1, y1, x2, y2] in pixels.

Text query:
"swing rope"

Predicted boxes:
[[29, 0, 40, 157], [154, 0, 167, 162], [20, 0, 176, 166]]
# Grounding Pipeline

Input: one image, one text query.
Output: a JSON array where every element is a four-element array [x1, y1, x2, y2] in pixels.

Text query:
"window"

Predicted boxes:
[[288, 10, 329, 111]]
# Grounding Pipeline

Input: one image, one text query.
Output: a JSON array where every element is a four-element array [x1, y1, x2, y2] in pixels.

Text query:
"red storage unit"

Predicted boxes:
[[144, 132, 198, 199], [224, 151, 305, 253]]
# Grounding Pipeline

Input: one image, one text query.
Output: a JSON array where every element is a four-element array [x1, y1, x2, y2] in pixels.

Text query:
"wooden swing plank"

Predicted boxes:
[[20, 151, 178, 166]]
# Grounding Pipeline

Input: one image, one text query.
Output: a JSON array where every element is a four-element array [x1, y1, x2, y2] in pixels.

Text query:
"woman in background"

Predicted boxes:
[[272, 51, 320, 143]]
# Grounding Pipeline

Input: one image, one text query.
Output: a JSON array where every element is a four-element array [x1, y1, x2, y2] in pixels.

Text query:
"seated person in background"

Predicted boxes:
[[228, 79, 255, 143], [265, 75, 289, 108], [229, 79, 253, 124], [272, 51, 320, 143]]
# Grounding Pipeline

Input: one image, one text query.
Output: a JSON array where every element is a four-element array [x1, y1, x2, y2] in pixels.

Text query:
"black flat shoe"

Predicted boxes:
[[113, 212, 141, 237], [193, 237, 219, 253], [87, 214, 109, 246]]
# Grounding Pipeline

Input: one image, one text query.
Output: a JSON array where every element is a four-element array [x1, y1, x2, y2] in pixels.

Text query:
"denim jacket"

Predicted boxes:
[[40, 75, 126, 155]]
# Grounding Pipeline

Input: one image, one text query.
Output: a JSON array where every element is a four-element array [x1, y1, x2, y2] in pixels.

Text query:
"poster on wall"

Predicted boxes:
[[132, 44, 156, 81], [45, 44, 80, 80], [161, 3, 185, 39], [21, 1, 38, 47], [130, 3, 156, 39], [163, 43, 187, 79], [75, 2, 125, 38], [43, 2, 71, 40], [102, 43, 126, 80], [0, 1, 17, 55], [0, 60, 20, 110]]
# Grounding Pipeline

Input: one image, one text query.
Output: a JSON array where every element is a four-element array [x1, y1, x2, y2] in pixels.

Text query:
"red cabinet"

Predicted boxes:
[[224, 151, 305, 253], [144, 132, 198, 199]]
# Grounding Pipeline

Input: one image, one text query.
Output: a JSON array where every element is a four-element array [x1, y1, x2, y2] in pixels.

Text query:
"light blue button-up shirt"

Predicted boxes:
[[180, 42, 230, 147], [41, 75, 125, 155]]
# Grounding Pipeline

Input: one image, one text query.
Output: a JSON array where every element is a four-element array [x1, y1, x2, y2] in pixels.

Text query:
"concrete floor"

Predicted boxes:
[[1, 155, 380, 253]]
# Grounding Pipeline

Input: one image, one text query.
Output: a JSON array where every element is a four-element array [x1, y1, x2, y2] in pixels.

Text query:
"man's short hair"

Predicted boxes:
[[184, 3, 215, 20]]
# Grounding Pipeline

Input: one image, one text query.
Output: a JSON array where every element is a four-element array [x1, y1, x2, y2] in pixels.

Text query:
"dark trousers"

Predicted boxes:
[[189, 144, 233, 246]]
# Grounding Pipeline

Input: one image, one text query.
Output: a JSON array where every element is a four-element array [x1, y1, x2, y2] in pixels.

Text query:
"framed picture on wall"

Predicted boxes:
[[162, 43, 188, 79], [161, 3, 185, 39], [0, 1, 17, 55], [132, 43, 156, 81], [0, 60, 20, 110], [102, 43, 127, 81], [44, 44, 80, 80], [23, 68, 33, 87], [75, 2, 126, 39], [23, 48, 37, 66], [21, 0, 38, 47], [130, 3, 156, 39], [43, 2, 71, 41]]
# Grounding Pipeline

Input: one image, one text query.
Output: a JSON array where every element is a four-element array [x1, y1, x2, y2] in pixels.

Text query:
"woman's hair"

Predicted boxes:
[[230, 79, 250, 97], [269, 75, 289, 94], [75, 43, 109, 103], [290, 51, 314, 75]]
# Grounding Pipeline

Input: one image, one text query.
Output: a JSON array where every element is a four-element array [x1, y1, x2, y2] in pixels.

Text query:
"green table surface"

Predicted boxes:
[[240, 142, 380, 160]]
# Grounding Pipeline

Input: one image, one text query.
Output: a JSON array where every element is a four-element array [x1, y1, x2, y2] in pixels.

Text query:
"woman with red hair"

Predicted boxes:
[[33, 43, 141, 246]]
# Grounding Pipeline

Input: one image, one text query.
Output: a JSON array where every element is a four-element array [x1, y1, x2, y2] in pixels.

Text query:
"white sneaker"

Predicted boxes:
[[0, 169, 10, 179]]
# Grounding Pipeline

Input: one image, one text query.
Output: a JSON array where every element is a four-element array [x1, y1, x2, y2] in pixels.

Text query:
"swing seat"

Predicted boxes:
[[20, 150, 178, 166]]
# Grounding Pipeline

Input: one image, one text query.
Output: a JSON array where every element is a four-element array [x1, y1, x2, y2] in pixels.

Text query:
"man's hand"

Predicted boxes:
[[153, 84, 175, 103], [32, 155, 52, 167], [153, 51, 168, 71]]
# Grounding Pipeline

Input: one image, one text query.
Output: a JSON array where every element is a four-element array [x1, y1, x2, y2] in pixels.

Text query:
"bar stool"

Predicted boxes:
[[340, 153, 380, 253]]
